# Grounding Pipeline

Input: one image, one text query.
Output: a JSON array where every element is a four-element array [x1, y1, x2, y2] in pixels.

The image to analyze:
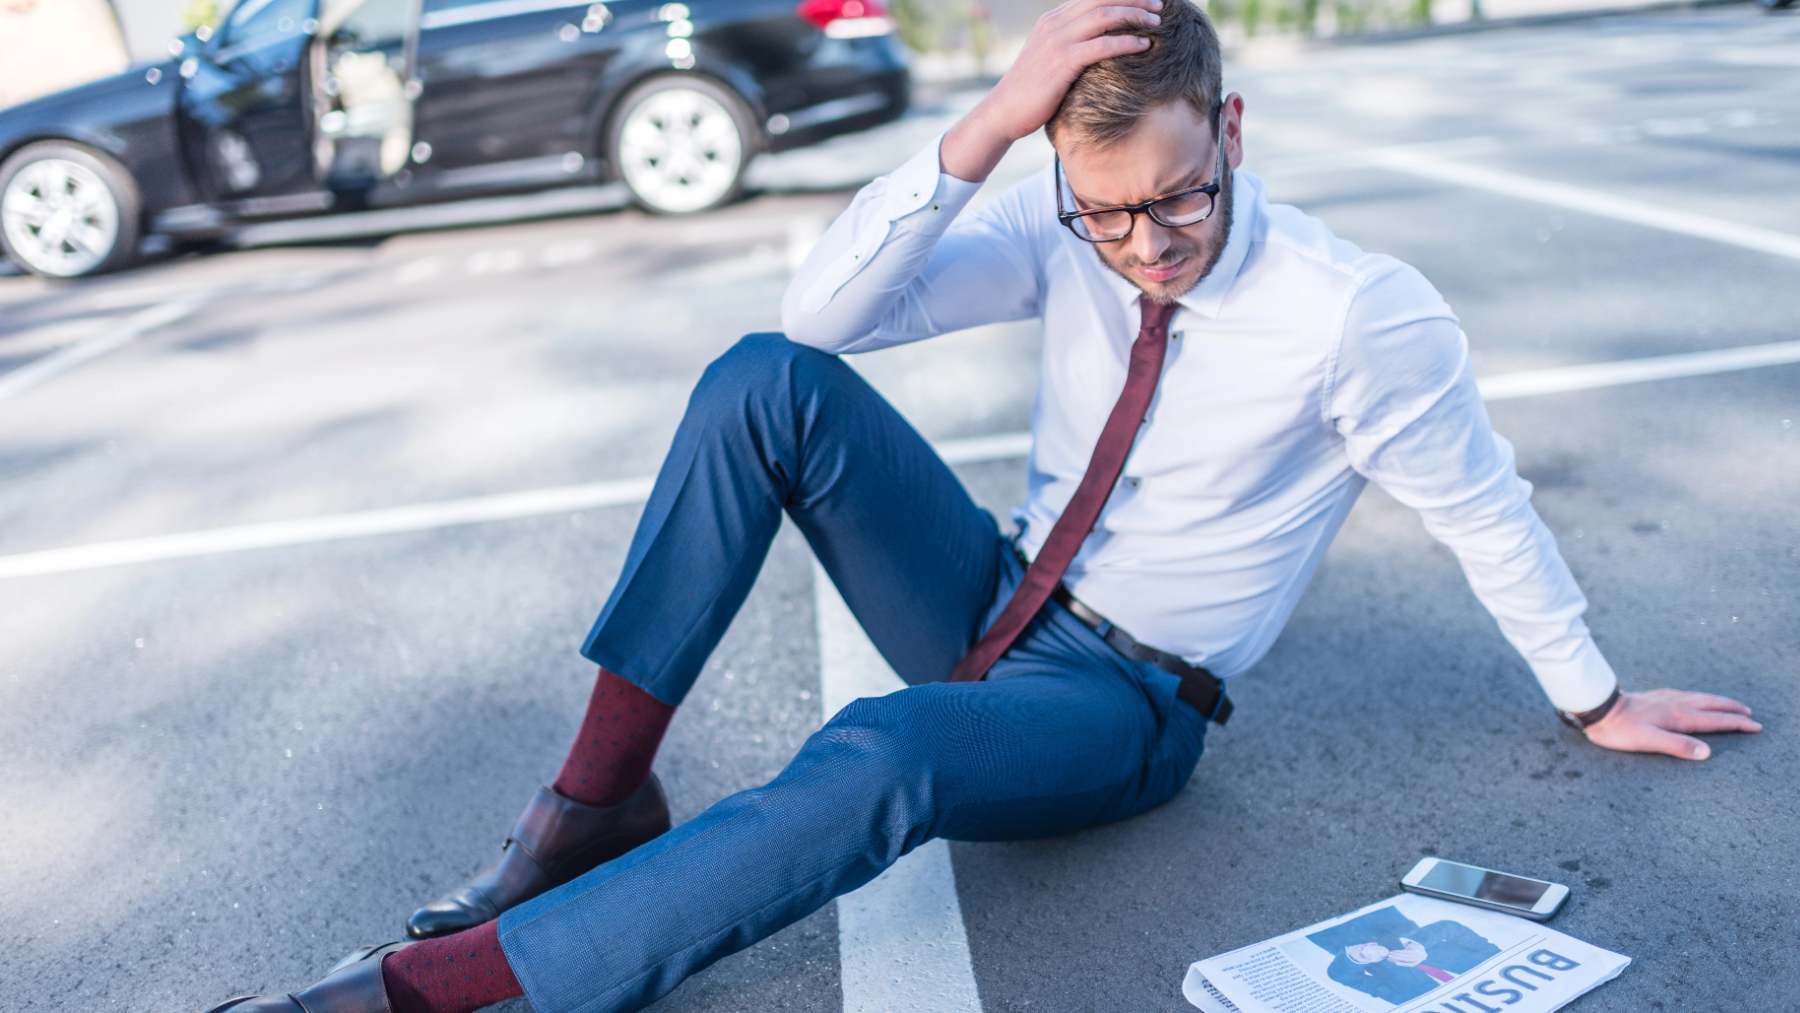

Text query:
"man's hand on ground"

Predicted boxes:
[[941, 0, 1163, 181], [1582, 688, 1761, 760]]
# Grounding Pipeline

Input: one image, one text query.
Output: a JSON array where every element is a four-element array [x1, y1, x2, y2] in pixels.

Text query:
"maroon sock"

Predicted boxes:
[[383, 921, 521, 1013], [550, 666, 674, 806]]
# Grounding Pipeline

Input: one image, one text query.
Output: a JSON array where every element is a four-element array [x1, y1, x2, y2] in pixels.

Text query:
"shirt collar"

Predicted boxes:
[[1101, 166, 1261, 322]]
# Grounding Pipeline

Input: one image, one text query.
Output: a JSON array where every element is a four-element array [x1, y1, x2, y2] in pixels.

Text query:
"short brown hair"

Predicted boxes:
[[1046, 0, 1224, 149]]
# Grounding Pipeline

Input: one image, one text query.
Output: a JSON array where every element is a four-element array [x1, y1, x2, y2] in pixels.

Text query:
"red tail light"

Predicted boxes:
[[796, 0, 895, 37]]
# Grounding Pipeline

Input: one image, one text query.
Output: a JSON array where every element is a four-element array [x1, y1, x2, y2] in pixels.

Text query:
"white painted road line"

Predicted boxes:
[[661, 246, 789, 289], [0, 477, 653, 579], [1479, 340, 1800, 401], [395, 257, 444, 285], [466, 248, 527, 276], [0, 298, 202, 404], [4, 339, 1798, 579], [814, 562, 984, 1013], [1364, 148, 1800, 263], [539, 239, 598, 268], [936, 430, 1033, 466]]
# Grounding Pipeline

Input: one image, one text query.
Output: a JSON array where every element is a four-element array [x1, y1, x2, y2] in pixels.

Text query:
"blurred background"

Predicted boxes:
[[2, 0, 1796, 1011]]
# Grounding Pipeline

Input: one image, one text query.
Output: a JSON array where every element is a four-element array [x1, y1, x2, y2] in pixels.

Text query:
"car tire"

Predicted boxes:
[[0, 140, 143, 279], [609, 74, 757, 215], [1757, 0, 1795, 10]]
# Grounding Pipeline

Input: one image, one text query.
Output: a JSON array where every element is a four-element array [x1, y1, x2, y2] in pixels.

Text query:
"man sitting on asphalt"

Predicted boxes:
[[209, 1, 1761, 1010]]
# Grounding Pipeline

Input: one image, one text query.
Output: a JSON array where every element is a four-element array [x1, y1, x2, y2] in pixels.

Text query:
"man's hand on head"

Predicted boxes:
[[1581, 688, 1761, 760], [941, 0, 1163, 182]]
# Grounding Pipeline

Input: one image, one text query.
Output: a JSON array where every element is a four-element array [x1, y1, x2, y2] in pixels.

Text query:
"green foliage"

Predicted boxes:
[[1333, 0, 1373, 32], [179, 0, 222, 32], [966, 2, 993, 67], [1299, 0, 1322, 34], [888, 0, 936, 53], [1201, 0, 1436, 36], [1243, 0, 1264, 35]]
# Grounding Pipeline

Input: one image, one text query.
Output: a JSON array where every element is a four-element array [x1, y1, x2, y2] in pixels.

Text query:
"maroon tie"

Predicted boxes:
[[948, 295, 1177, 683]]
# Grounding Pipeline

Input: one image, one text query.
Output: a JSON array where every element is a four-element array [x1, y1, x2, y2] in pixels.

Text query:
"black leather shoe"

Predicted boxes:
[[406, 774, 671, 940], [206, 941, 406, 1012]]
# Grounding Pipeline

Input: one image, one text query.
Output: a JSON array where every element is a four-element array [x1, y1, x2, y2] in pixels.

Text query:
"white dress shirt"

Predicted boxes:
[[780, 132, 1619, 713]]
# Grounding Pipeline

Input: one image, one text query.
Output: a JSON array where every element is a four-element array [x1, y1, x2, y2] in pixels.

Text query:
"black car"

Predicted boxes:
[[0, 0, 909, 278]]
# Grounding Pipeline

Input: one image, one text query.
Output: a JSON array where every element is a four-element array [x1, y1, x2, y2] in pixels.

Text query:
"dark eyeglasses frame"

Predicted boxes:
[[1055, 102, 1228, 244]]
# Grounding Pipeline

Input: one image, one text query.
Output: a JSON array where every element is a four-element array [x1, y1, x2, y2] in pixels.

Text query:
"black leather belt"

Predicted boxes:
[[1011, 542, 1233, 725]]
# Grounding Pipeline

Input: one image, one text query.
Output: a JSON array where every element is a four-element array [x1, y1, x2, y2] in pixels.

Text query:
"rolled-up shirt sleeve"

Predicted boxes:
[[780, 130, 1043, 354], [1327, 257, 1620, 713]]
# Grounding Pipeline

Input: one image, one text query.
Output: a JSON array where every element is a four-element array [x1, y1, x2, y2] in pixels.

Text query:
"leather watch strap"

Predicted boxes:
[[1558, 685, 1622, 730]]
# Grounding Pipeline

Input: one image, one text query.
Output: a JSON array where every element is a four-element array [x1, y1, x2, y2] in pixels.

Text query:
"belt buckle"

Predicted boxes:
[[1018, 537, 1233, 726]]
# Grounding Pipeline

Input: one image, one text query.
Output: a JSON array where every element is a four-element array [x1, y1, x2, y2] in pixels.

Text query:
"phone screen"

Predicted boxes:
[[1419, 861, 1549, 907]]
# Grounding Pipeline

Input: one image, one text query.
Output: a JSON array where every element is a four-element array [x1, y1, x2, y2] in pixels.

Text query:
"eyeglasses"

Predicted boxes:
[[1055, 103, 1228, 244]]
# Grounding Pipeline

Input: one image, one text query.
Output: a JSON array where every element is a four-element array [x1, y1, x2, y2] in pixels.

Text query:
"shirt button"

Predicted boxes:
[[1171, 330, 1184, 341], [1126, 477, 1142, 489]]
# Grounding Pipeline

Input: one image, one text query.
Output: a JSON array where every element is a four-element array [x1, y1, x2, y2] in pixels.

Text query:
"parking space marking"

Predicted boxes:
[[4, 338, 1798, 579], [44, 281, 220, 313], [660, 246, 789, 289], [1479, 340, 1800, 401], [466, 248, 526, 276], [395, 257, 444, 285], [1363, 148, 1800, 263], [1570, 108, 1783, 147], [539, 239, 598, 268], [814, 562, 985, 1013], [0, 476, 655, 579], [0, 298, 202, 405]]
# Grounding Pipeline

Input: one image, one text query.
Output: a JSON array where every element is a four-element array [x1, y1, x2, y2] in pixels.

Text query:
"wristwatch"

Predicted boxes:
[[1557, 685, 1623, 731]]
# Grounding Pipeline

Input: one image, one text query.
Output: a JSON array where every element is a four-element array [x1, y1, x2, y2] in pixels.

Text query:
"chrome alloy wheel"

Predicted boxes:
[[616, 86, 746, 214], [1, 156, 121, 277]]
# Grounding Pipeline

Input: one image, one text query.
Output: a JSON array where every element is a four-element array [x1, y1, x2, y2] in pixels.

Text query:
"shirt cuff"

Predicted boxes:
[[794, 131, 984, 314], [880, 129, 984, 236], [1530, 636, 1620, 714]]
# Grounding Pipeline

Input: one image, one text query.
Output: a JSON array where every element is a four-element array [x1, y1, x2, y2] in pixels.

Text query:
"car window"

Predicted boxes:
[[215, 0, 314, 51], [330, 0, 411, 50]]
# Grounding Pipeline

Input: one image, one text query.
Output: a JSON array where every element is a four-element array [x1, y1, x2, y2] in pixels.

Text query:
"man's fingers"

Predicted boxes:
[[1668, 708, 1762, 735], [1680, 691, 1753, 715], [1638, 726, 1712, 761], [1067, 4, 1161, 42], [1043, 0, 1159, 28], [1070, 32, 1154, 65]]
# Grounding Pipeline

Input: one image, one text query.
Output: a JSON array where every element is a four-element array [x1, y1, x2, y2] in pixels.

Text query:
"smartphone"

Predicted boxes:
[[1400, 857, 1569, 921]]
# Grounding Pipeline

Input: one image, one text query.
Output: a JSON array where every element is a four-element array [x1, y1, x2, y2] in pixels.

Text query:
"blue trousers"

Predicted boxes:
[[496, 333, 1211, 1012]]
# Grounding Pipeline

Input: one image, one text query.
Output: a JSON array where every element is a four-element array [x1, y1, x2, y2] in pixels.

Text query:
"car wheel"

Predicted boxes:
[[1758, 0, 1795, 10], [0, 140, 143, 279], [610, 75, 756, 215]]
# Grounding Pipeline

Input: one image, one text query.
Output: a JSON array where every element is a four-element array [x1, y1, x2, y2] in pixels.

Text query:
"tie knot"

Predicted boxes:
[[1138, 295, 1177, 335]]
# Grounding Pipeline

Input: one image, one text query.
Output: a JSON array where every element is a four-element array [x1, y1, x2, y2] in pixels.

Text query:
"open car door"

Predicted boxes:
[[310, 0, 421, 194], [177, 0, 323, 206]]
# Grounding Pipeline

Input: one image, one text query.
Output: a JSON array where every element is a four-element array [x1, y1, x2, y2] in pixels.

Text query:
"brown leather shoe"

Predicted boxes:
[[205, 941, 406, 1012], [405, 774, 671, 940]]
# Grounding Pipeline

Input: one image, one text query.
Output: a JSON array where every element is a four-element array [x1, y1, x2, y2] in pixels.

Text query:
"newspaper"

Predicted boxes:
[[1183, 894, 1629, 1013]]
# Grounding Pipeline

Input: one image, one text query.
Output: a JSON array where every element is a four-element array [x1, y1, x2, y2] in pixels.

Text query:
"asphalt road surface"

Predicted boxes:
[[2, 7, 1797, 1012]]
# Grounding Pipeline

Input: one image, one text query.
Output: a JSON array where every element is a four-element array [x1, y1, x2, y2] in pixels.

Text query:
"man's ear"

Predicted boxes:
[[1224, 92, 1246, 171]]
